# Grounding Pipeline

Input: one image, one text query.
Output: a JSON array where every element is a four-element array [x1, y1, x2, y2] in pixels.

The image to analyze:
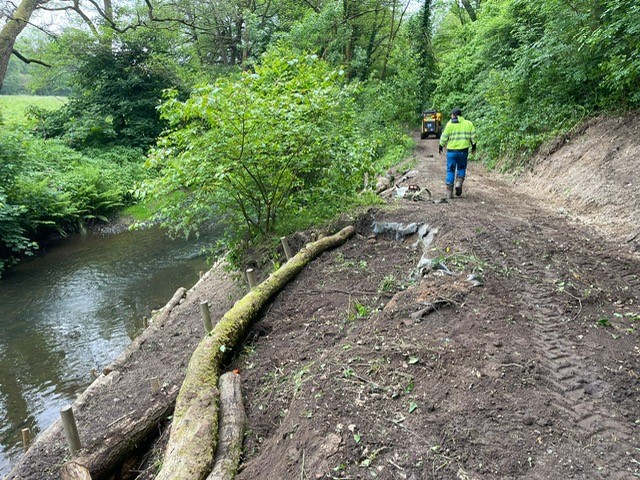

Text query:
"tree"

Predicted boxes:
[[148, 47, 371, 244], [0, 0, 42, 91]]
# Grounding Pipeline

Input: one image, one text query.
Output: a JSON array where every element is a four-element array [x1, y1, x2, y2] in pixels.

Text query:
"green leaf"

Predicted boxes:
[[408, 402, 418, 414], [597, 318, 612, 327]]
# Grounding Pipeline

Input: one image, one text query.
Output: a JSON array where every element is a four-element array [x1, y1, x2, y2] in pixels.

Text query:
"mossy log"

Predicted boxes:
[[156, 225, 355, 480], [207, 372, 246, 480]]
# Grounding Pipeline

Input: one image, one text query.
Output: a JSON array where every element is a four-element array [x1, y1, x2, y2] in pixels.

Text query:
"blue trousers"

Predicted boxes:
[[446, 149, 468, 185]]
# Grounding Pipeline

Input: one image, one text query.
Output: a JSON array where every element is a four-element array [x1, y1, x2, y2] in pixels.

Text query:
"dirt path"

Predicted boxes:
[[231, 133, 639, 479]]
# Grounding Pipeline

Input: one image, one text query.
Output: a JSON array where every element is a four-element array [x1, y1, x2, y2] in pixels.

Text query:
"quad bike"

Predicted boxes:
[[421, 110, 443, 139]]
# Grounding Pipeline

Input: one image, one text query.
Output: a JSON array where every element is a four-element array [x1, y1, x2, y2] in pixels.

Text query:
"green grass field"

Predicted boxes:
[[0, 95, 67, 127]]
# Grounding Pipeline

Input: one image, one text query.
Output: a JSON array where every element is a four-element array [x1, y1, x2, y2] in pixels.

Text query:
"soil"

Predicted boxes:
[[229, 127, 639, 480], [6, 116, 639, 480]]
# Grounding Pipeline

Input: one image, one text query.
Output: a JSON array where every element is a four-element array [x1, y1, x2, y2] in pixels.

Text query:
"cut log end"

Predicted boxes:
[[60, 462, 92, 480]]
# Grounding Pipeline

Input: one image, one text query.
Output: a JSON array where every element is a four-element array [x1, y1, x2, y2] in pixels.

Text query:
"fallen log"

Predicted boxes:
[[59, 388, 179, 480], [60, 461, 92, 480], [207, 371, 246, 480], [156, 225, 356, 480]]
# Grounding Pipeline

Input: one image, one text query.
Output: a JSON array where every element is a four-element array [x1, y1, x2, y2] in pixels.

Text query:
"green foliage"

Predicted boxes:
[[148, 46, 409, 259], [2, 57, 32, 95], [30, 31, 183, 150], [431, 0, 640, 169], [0, 128, 147, 274]]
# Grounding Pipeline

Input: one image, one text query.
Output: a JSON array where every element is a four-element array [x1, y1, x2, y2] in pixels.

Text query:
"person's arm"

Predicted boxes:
[[439, 123, 450, 154], [470, 121, 477, 154]]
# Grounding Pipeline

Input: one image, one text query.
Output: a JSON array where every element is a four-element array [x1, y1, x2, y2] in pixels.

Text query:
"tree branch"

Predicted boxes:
[[11, 48, 51, 67]]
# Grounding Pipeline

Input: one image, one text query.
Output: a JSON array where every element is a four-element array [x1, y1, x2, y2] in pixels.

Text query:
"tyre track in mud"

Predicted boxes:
[[460, 185, 638, 476], [404, 139, 639, 477]]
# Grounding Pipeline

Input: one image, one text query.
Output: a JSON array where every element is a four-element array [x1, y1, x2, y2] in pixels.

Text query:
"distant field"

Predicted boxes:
[[0, 95, 67, 127]]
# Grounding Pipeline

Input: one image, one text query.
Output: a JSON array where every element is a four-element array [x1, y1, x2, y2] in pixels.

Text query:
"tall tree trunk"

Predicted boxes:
[[460, 0, 477, 21], [0, 0, 40, 91]]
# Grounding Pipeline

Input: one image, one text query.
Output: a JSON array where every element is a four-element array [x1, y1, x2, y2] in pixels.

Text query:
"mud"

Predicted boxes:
[[6, 118, 639, 480], [232, 131, 639, 479]]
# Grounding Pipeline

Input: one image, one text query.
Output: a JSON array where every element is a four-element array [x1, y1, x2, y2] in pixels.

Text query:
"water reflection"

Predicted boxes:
[[0, 226, 217, 476]]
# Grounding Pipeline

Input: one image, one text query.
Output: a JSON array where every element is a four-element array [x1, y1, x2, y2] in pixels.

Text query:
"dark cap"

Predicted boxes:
[[451, 107, 462, 116]]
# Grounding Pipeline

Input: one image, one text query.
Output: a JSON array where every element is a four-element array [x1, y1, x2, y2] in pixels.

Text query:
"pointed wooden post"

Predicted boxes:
[[280, 237, 293, 261], [21, 428, 30, 452], [246, 269, 256, 289]]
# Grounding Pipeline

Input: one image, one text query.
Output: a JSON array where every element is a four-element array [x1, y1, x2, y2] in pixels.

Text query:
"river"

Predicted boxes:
[[0, 226, 219, 476]]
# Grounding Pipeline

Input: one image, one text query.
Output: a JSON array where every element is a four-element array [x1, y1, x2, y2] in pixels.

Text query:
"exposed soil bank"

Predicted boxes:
[[516, 112, 640, 248], [6, 114, 639, 479]]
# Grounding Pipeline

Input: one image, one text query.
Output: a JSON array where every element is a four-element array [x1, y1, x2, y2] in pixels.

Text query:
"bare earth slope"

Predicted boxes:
[[232, 126, 639, 479], [517, 113, 640, 247]]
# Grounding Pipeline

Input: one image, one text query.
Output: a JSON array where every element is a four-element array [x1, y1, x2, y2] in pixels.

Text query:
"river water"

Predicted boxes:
[[0, 226, 218, 476]]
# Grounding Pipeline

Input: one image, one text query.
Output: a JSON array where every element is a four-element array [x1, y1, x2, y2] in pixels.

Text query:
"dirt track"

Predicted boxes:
[[232, 133, 639, 479]]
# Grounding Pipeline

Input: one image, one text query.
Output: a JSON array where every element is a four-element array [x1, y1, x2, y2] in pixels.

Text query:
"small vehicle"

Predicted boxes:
[[421, 110, 443, 139]]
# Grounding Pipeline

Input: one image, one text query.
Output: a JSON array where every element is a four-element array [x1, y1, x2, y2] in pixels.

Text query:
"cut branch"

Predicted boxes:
[[206, 372, 246, 480]]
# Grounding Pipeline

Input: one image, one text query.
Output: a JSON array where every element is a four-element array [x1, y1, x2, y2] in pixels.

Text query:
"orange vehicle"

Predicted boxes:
[[421, 110, 443, 139]]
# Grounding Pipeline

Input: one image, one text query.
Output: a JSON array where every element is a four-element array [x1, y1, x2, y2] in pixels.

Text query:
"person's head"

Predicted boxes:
[[451, 107, 462, 118]]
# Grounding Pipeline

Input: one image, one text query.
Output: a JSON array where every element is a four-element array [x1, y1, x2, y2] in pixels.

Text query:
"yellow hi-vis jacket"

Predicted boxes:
[[439, 116, 476, 150]]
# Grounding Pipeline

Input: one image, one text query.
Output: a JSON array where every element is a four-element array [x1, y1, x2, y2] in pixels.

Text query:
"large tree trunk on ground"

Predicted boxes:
[[207, 372, 246, 480], [0, 0, 40, 91], [156, 225, 356, 480], [59, 397, 177, 480]]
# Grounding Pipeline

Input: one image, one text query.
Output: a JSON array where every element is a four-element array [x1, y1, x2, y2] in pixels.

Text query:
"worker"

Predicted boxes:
[[438, 107, 477, 198]]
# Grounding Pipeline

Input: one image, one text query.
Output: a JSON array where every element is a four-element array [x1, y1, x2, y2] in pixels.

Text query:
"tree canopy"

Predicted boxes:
[[1, 0, 639, 273]]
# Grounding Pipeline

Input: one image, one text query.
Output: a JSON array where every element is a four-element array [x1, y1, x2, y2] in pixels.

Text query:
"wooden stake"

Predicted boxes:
[[60, 405, 81, 454], [151, 377, 161, 394], [21, 428, 30, 452], [200, 301, 213, 333], [246, 269, 256, 289], [281, 236, 293, 261]]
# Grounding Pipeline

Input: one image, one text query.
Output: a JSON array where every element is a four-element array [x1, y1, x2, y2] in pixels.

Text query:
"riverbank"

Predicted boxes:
[[0, 225, 219, 478], [7, 115, 639, 479], [6, 259, 245, 479]]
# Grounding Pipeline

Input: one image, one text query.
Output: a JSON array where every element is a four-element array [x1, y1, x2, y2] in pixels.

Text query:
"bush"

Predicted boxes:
[[0, 128, 147, 274], [148, 46, 411, 260], [431, 0, 640, 168]]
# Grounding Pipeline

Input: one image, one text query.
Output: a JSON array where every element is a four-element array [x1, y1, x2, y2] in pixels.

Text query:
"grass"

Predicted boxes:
[[0, 94, 67, 127]]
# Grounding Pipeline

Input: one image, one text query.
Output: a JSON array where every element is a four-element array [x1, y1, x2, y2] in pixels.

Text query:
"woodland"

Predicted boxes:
[[0, 0, 638, 274]]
